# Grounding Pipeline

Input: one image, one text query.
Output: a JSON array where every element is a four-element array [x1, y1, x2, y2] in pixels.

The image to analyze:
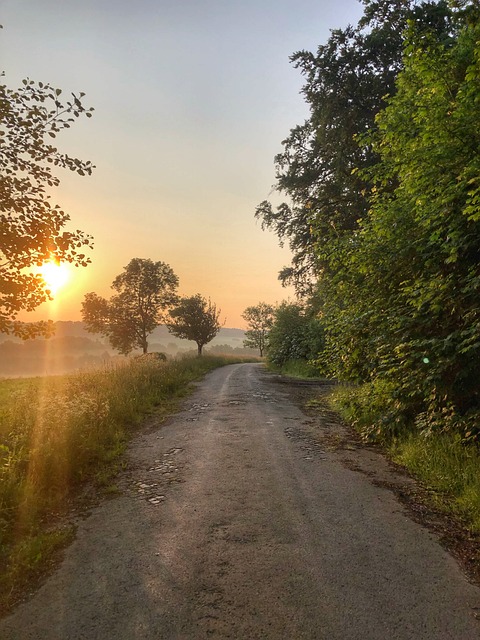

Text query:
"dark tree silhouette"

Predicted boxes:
[[82, 258, 178, 354], [167, 295, 222, 356], [1, 74, 94, 338]]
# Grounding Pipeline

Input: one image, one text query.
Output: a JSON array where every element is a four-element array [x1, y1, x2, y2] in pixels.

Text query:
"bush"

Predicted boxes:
[[330, 380, 413, 442], [267, 302, 325, 369]]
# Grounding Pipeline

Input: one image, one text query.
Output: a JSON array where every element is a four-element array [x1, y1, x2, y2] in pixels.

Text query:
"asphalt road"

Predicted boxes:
[[1, 363, 479, 639]]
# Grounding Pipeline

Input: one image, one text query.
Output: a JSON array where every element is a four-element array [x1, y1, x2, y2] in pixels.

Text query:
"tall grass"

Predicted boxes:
[[0, 354, 241, 612], [390, 432, 480, 532], [267, 358, 323, 379]]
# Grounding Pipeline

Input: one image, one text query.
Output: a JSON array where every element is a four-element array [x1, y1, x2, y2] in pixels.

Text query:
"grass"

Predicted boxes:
[[390, 432, 480, 532], [0, 354, 244, 614], [329, 383, 480, 535], [267, 358, 324, 379]]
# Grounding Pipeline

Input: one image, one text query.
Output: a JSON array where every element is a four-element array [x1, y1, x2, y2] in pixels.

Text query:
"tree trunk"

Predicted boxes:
[[197, 344, 203, 356], [141, 327, 148, 354]]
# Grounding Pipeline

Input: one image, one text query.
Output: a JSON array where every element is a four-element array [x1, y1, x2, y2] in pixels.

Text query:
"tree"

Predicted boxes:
[[308, 2, 480, 440], [167, 295, 222, 356], [255, 0, 452, 294], [351, 8, 480, 434], [242, 302, 275, 357], [1, 73, 95, 338], [267, 302, 324, 368], [82, 258, 179, 355]]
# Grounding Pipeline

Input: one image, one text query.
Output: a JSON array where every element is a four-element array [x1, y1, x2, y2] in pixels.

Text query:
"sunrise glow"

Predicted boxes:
[[39, 261, 71, 296]]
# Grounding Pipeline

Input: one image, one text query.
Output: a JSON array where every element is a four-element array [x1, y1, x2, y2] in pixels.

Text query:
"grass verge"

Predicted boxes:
[[389, 432, 480, 532], [0, 354, 244, 614], [329, 384, 480, 535], [267, 358, 323, 379]]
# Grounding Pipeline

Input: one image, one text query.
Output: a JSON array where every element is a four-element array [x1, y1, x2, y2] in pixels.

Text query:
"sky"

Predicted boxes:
[[2, 0, 364, 328]]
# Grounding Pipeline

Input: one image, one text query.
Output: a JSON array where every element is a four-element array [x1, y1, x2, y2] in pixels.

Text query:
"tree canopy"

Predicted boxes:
[[260, 0, 480, 441], [1, 75, 94, 338], [256, 0, 452, 295], [167, 295, 222, 356], [242, 302, 275, 357], [82, 258, 179, 355]]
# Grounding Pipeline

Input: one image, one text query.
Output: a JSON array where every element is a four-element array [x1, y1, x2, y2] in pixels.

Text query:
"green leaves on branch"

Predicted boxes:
[[255, 0, 433, 293]]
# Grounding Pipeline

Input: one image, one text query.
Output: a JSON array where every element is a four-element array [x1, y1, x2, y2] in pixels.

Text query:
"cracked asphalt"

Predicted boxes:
[[1, 363, 479, 639]]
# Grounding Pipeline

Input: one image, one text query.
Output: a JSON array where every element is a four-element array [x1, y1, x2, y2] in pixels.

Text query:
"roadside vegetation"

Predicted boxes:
[[0, 355, 245, 613], [330, 384, 480, 534], [253, 0, 480, 538]]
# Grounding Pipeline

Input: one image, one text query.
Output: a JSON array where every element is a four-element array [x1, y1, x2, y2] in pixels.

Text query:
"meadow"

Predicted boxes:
[[0, 354, 247, 613]]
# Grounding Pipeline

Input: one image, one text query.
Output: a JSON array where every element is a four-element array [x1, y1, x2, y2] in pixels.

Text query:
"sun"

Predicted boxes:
[[39, 261, 71, 296]]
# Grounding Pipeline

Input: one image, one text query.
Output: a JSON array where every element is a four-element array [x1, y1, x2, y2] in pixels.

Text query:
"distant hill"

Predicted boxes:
[[0, 322, 251, 377], [0, 321, 246, 345]]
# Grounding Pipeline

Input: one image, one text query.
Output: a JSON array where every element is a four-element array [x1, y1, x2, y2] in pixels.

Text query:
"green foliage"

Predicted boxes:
[[261, 0, 480, 442], [167, 294, 221, 356], [255, 0, 451, 293], [242, 302, 275, 357], [267, 302, 324, 369], [390, 431, 480, 532], [334, 10, 480, 436], [329, 382, 411, 442], [82, 258, 179, 354], [1, 76, 94, 338]]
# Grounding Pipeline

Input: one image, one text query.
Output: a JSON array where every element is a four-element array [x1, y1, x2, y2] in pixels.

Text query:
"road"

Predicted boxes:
[[1, 363, 479, 639]]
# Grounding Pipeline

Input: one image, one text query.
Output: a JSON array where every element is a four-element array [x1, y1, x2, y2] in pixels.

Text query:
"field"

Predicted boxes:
[[0, 354, 250, 613]]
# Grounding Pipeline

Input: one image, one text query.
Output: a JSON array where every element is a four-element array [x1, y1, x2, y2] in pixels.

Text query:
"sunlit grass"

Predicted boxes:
[[0, 354, 243, 613]]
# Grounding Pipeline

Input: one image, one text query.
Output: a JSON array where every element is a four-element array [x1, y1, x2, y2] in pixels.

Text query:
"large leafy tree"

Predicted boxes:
[[1, 73, 94, 338], [167, 295, 222, 356], [312, 2, 480, 438], [358, 9, 480, 430], [256, 0, 451, 294], [242, 302, 275, 357], [254, 0, 480, 440], [82, 258, 179, 355]]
